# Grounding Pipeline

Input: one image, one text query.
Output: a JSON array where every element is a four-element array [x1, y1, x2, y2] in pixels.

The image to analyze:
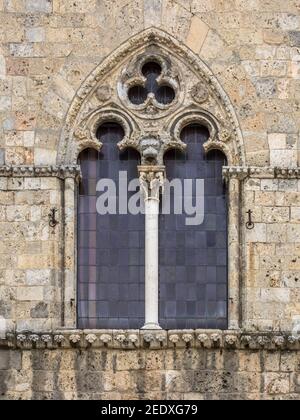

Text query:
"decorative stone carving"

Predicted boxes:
[[222, 166, 300, 181], [169, 334, 180, 344], [58, 28, 245, 166], [225, 335, 238, 347], [116, 334, 127, 344], [100, 334, 112, 344], [0, 165, 81, 180], [96, 85, 112, 103], [29, 334, 39, 343], [211, 333, 221, 344], [140, 135, 161, 164], [54, 335, 65, 344], [69, 334, 81, 344], [274, 336, 285, 348], [139, 167, 165, 201], [190, 83, 209, 104], [17, 334, 27, 343], [4, 331, 300, 350], [85, 334, 97, 344], [182, 334, 193, 343], [288, 336, 298, 345], [41, 335, 52, 344], [143, 333, 155, 343], [218, 128, 232, 143], [128, 334, 139, 344], [156, 333, 167, 343], [241, 335, 252, 346], [198, 334, 210, 348], [257, 336, 271, 348], [118, 51, 181, 120]]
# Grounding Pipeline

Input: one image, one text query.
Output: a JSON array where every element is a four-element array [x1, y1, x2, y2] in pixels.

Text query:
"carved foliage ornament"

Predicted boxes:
[[59, 29, 244, 166], [70, 50, 239, 166]]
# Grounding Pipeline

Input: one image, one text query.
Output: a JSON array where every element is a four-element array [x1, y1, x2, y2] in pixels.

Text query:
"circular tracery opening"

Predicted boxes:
[[96, 122, 125, 143], [127, 60, 175, 106]]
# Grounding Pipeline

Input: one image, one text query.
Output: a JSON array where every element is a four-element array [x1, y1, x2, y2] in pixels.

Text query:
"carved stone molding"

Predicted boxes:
[[118, 50, 182, 119], [0, 165, 81, 180], [58, 28, 245, 166], [3, 330, 300, 351], [223, 166, 300, 180]]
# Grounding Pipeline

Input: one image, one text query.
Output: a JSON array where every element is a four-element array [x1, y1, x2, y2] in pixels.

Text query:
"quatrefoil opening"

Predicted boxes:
[[128, 61, 175, 106]]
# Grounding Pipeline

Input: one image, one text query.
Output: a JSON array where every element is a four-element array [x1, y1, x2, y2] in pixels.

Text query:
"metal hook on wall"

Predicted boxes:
[[246, 210, 254, 230], [49, 208, 59, 229]]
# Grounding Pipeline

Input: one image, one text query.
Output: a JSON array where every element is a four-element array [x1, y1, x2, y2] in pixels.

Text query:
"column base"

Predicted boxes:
[[141, 323, 162, 330]]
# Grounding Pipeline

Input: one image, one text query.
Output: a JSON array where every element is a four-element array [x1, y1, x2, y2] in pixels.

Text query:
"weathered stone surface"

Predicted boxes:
[[0, 0, 299, 401]]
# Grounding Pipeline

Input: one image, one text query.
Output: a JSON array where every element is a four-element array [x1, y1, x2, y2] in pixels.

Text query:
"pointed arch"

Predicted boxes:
[[57, 27, 245, 166]]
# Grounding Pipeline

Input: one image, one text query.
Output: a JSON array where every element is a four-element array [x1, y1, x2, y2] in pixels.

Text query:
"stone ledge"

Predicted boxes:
[[0, 165, 81, 179], [1, 330, 300, 351], [1, 166, 300, 181], [223, 166, 300, 180]]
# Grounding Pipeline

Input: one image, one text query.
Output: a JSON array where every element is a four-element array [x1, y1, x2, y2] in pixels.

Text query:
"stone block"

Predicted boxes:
[[287, 224, 300, 243], [26, 27, 45, 43], [186, 16, 209, 53], [268, 133, 286, 150], [25, 269, 51, 286], [263, 207, 289, 224], [16, 286, 44, 301], [263, 353, 280, 372], [266, 224, 287, 242], [270, 150, 297, 168], [246, 223, 267, 243], [144, 0, 162, 28], [25, 0, 52, 13], [291, 207, 300, 222], [263, 373, 290, 395], [260, 288, 290, 304]]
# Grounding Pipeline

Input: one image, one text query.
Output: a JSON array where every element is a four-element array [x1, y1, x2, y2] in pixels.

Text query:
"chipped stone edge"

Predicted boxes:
[[1, 330, 300, 351]]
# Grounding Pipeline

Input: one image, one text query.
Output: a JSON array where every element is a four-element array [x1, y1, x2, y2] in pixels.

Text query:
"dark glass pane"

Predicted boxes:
[[159, 124, 228, 330], [156, 86, 175, 105], [128, 86, 148, 105], [77, 123, 144, 329], [142, 62, 162, 92]]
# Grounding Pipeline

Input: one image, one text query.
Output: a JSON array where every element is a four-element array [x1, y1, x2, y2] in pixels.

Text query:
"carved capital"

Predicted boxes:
[[138, 166, 165, 201]]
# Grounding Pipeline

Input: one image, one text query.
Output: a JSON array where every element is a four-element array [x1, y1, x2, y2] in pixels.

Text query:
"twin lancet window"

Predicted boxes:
[[77, 56, 228, 330]]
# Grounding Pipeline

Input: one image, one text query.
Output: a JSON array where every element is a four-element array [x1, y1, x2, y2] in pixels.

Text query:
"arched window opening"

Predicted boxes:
[[77, 122, 145, 329], [159, 124, 228, 330]]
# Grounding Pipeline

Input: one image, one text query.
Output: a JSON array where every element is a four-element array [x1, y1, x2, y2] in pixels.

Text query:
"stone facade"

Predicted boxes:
[[1, 0, 300, 400]]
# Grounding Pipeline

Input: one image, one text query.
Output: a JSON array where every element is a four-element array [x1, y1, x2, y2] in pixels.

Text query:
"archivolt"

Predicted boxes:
[[58, 27, 245, 166]]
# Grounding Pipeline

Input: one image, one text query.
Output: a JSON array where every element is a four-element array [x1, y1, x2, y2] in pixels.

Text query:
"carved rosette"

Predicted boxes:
[[95, 85, 112, 104], [190, 82, 209, 104]]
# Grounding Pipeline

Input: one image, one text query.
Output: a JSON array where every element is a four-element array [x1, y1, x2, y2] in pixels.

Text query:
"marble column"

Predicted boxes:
[[139, 167, 165, 330]]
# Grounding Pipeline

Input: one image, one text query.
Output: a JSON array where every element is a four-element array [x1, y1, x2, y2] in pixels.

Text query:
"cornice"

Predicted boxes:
[[223, 166, 300, 180], [0, 165, 81, 180], [1, 330, 300, 351]]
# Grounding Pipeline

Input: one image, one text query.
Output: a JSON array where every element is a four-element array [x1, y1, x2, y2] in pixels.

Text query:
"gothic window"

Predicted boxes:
[[77, 123, 145, 329], [159, 125, 228, 330], [75, 43, 235, 331]]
